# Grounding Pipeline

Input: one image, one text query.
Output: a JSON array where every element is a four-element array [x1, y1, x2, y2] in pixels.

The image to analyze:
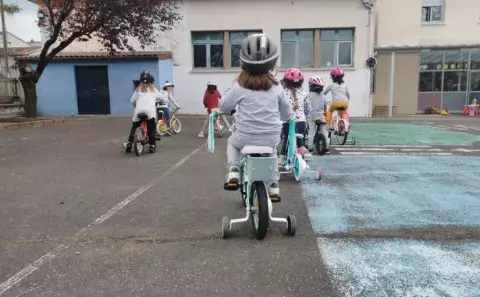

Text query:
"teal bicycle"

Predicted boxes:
[[208, 111, 296, 240], [279, 117, 323, 181]]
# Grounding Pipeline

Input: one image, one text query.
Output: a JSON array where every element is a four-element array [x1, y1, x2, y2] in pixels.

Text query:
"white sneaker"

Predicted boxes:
[[268, 183, 279, 197], [228, 127, 232, 132], [198, 131, 204, 138], [226, 170, 240, 184]]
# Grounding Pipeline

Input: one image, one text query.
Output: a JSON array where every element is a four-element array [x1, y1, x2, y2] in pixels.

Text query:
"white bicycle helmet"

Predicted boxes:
[[240, 33, 279, 74], [308, 76, 325, 87], [163, 81, 174, 89], [207, 80, 217, 86]]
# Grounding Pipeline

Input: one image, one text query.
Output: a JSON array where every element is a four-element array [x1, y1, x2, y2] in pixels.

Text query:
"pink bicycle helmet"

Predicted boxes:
[[283, 68, 304, 88], [330, 67, 344, 78], [308, 76, 325, 87]]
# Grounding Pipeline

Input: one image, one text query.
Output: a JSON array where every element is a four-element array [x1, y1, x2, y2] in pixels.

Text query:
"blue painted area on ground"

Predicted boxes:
[[317, 238, 480, 297], [349, 123, 480, 146], [302, 156, 480, 233]]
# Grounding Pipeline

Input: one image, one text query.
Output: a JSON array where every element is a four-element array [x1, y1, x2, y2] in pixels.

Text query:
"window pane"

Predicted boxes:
[[470, 71, 480, 92], [444, 50, 468, 70], [193, 44, 207, 67], [431, 6, 442, 21], [420, 51, 444, 70], [281, 30, 296, 40], [470, 51, 480, 70], [419, 71, 442, 92], [230, 44, 242, 67], [443, 71, 467, 92], [298, 30, 314, 40], [210, 44, 224, 67], [337, 29, 354, 40], [209, 32, 224, 41], [320, 41, 335, 67], [338, 41, 353, 65], [281, 42, 296, 68], [320, 30, 335, 40], [230, 32, 248, 42], [192, 32, 208, 41], [248, 31, 262, 35], [421, 7, 430, 22], [299, 42, 314, 68]]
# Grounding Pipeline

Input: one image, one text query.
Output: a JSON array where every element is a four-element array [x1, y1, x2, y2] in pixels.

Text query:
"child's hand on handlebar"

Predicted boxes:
[[230, 109, 236, 116]]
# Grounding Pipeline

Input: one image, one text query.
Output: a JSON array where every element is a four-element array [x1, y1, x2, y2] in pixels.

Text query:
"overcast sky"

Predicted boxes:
[[2, 0, 41, 42]]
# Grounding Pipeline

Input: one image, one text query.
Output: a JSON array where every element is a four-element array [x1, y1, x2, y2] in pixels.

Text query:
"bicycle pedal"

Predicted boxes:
[[270, 196, 281, 203], [223, 182, 240, 191]]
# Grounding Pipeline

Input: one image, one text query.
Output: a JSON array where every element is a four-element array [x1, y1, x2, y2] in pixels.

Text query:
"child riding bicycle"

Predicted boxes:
[[125, 71, 158, 153], [323, 68, 350, 127], [307, 76, 329, 153], [159, 81, 180, 135], [198, 80, 231, 138], [279, 68, 311, 163], [219, 33, 291, 198]]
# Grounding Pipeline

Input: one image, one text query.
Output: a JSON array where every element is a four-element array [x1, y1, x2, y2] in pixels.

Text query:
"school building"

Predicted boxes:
[[25, 0, 374, 117], [373, 0, 480, 115]]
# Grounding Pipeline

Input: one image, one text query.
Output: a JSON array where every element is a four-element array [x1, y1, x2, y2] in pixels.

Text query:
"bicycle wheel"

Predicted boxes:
[[133, 127, 145, 156], [249, 181, 269, 240], [171, 117, 182, 134], [336, 120, 348, 145], [314, 133, 328, 155], [293, 154, 306, 181], [157, 120, 168, 136]]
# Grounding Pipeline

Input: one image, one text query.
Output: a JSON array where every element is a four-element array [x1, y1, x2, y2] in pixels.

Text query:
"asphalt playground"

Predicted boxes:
[[0, 116, 479, 296]]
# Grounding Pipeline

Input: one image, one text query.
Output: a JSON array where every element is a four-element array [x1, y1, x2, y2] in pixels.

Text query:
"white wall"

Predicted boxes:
[[376, 0, 480, 46], [173, 0, 372, 117]]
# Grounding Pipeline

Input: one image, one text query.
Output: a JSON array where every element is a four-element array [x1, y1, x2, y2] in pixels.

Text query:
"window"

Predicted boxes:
[[422, 0, 444, 22], [191, 30, 262, 69], [281, 30, 315, 68], [230, 31, 262, 67], [192, 31, 224, 68], [320, 29, 354, 67]]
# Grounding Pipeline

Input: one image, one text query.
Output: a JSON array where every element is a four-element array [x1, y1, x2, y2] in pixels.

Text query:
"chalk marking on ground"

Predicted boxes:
[[0, 143, 206, 295]]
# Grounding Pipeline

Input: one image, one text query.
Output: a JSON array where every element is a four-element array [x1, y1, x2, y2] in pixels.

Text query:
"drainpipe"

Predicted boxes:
[[363, 0, 375, 117], [0, 0, 9, 77]]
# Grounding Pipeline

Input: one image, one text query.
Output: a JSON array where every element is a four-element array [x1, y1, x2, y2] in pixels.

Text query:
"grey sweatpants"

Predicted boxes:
[[227, 134, 280, 182]]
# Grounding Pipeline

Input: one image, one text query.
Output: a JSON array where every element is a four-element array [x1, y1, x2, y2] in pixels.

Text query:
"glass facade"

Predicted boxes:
[[418, 49, 480, 112]]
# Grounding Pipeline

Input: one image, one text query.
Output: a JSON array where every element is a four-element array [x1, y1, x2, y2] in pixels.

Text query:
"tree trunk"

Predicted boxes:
[[19, 73, 37, 118]]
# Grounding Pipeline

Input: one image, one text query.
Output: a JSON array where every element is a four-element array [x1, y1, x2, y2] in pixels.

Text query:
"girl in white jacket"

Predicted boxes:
[[125, 71, 159, 154]]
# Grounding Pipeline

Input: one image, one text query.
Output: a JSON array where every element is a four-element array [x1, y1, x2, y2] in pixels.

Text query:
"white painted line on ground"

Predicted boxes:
[[338, 152, 454, 156], [0, 143, 206, 295], [331, 145, 432, 148], [451, 148, 480, 152], [334, 148, 444, 152]]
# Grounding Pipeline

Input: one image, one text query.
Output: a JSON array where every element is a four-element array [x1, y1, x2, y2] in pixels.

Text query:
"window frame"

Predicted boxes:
[[280, 29, 315, 69], [319, 28, 355, 68], [191, 31, 224, 68], [229, 30, 263, 68]]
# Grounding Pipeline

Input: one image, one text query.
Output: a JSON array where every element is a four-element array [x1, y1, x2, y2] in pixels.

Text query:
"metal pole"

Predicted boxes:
[[366, 6, 374, 117], [388, 51, 395, 117], [0, 0, 9, 77]]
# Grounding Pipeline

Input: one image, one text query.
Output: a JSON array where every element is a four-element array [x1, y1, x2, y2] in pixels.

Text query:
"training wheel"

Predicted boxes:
[[315, 168, 323, 180], [286, 215, 296, 236], [122, 142, 127, 148], [221, 216, 229, 239]]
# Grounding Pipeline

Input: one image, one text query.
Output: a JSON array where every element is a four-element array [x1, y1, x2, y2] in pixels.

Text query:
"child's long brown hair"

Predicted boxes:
[[236, 70, 278, 91], [137, 82, 157, 93]]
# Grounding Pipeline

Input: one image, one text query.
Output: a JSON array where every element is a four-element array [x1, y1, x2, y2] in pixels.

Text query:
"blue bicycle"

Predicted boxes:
[[208, 111, 296, 240], [279, 117, 323, 181]]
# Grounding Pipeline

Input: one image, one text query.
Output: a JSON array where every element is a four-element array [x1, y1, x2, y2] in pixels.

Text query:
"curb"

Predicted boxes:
[[0, 118, 67, 130]]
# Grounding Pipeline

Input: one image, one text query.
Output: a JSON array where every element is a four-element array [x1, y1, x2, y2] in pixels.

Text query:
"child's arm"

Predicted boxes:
[[220, 83, 241, 113], [279, 90, 292, 122], [130, 91, 139, 106], [203, 92, 208, 108], [323, 84, 331, 96], [303, 93, 311, 117], [168, 93, 180, 108], [345, 85, 351, 101]]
